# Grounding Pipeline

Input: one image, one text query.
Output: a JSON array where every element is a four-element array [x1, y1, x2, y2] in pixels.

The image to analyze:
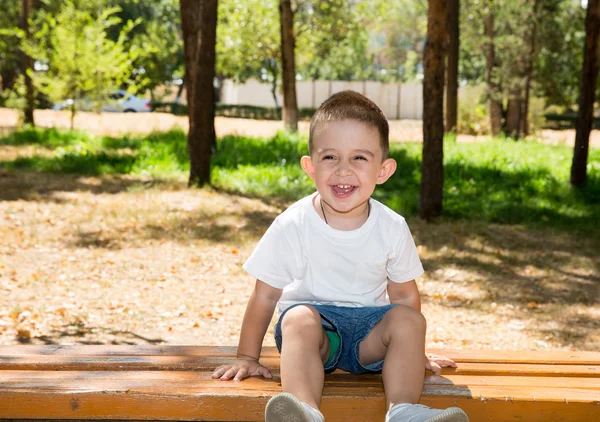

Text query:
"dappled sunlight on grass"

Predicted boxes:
[[1, 128, 599, 231]]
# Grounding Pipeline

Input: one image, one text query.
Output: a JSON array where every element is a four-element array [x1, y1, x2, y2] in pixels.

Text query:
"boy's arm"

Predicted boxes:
[[387, 278, 456, 374], [212, 279, 282, 381], [237, 279, 282, 361], [387, 278, 421, 311]]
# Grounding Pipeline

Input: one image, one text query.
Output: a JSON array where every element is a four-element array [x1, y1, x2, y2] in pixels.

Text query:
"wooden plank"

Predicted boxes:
[[0, 387, 598, 421], [0, 371, 599, 401], [1, 346, 598, 365], [1, 355, 598, 378], [1, 346, 599, 421], [1, 367, 600, 390]]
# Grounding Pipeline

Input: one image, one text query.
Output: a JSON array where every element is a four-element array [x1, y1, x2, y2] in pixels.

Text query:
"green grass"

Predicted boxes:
[[1, 127, 599, 231]]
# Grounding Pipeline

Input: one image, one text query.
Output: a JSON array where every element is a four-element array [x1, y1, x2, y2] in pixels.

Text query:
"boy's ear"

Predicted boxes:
[[376, 158, 397, 184], [300, 155, 315, 181]]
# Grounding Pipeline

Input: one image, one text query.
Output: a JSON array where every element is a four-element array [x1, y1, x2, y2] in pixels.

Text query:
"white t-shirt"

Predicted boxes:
[[243, 192, 424, 313]]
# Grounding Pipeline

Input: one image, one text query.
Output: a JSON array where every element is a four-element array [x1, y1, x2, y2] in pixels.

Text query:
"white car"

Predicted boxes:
[[53, 90, 151, 113], [103, 90, 151, 112]]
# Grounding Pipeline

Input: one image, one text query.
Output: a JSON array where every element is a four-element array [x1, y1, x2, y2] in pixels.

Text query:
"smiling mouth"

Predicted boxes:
[[331, 184, 357, 197]]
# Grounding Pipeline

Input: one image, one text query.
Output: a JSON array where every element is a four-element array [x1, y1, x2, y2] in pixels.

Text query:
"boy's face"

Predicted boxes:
[[301, 120, 396, 219]]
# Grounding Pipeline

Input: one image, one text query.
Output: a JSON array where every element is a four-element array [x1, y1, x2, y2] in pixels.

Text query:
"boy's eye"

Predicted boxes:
[[354, 156, 367, 161], [323, 155, 335, 160]]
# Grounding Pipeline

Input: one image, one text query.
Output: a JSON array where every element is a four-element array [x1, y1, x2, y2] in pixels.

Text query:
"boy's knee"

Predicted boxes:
[[281, 305, 323, 337], [386, 305, 426, 331]]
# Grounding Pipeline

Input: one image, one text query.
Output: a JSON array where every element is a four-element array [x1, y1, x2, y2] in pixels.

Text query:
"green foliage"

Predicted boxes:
[[295, 0, 374, 81], [1, 128, 599, 231], [457, 86, 490, 135], [460, 0, 586, 111], [21, 1, 140, 124], [0, 0, 21, 102], [534, 0, 585, 108], [0, 127, 89, 147], [216, 0, 280, 83], [363, 0, 427, 82], [216, 0, 379, 93], [107, 0, 183, 95]]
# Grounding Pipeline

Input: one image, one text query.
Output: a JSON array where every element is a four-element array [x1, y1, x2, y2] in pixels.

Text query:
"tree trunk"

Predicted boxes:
[[0, 68, 17, 92], [20, 0, 35, 126], [180, 0, 218, 187], [445, 0, 459, 133], [571, 0, 600, 187], [266, 58, 280, 109], [420, 0, 447, 221], [522, 0, 540, 137], [484, 4, 502, 136], [505, 85, 522, 138], [279, 0, 298, 132]]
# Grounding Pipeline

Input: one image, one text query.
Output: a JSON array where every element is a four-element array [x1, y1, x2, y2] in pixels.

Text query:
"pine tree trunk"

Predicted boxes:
[[279, 0, 298, 132], [521, 0, 540, 137], [180, 0, 218, 187], [484, 4, 502, 136], [420, 0, 447, 221], [20, 0, 35, 126], [0, 68, 17, 92], [506, 86, 522, 138], [445, 0, 459, 133], [571, 0, 600, 187]]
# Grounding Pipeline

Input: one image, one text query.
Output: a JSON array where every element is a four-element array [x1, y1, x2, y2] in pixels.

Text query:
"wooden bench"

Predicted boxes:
[[0, 345, 598, 421]]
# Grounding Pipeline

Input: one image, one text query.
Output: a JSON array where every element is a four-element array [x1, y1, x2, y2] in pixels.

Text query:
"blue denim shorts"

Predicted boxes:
[[274, 303, 397, 374]]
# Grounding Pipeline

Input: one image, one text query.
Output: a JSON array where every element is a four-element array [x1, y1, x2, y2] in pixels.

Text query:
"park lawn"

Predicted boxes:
[[0, 128, 598, 350]]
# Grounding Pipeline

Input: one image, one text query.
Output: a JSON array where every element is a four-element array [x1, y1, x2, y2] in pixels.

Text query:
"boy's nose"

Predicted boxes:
[[335, 163, 353, 177]]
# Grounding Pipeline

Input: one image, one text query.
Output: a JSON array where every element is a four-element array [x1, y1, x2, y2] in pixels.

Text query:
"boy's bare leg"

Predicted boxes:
[[279, 305, 331, 410], [358, 305, 426, 409]]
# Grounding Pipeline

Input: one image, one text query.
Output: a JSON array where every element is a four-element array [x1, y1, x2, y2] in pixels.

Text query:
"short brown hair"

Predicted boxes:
[[308, 90, 389, 158]]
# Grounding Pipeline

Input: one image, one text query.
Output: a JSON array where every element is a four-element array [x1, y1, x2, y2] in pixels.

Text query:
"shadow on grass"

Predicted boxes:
[[1, 129, 599, 233], [0, 169, 151, 202]]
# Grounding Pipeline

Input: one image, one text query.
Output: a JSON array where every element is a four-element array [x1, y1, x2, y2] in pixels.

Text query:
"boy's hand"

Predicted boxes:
[[212, 358, 272, 381], [425, 353, 457, 375]]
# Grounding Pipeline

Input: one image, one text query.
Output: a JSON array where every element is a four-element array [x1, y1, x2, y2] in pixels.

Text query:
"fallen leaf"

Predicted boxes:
[[17, 328, 31, 339]]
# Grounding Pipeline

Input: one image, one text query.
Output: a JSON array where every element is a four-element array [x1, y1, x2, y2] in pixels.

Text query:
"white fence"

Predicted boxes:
[[221, 79, 424, 120]]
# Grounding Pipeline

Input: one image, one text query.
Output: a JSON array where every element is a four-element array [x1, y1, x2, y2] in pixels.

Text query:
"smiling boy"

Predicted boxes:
[[212, 91, 468, 422]]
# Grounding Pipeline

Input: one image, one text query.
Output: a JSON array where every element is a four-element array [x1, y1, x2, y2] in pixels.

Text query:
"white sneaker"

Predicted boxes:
[[386, 403, 469, 422], [265, 392, 325, 422]]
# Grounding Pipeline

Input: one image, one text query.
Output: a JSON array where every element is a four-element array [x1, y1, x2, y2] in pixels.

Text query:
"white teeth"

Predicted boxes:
[[336, 185, 352, 189]]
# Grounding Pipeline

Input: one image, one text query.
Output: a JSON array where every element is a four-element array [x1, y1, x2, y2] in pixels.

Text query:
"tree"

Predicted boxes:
[[445, 0, 459, 133], [106, 0, 183, 99], [483, 1, 504, 136], [364, 0, 428, 82], [279, 0, 298, 132], [535, 1, 585, 110], [295, 0, 373, 81], [216, 0, 280, 106], [460, 0, 572, 137], [0, 1, 21, 95], [180, 0, 218, 187], [420, 0, 447, 221], [20, 0, 35, 126], [23, 1, 138, 129], [571, 0, 600, 187]]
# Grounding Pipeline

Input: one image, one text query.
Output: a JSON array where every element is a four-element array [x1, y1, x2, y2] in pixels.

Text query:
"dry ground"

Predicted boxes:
[[0, 109, 599, 351]]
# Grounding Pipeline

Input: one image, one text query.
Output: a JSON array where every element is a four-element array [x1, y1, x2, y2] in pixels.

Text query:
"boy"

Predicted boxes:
[[212, 91, 468, 422]]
